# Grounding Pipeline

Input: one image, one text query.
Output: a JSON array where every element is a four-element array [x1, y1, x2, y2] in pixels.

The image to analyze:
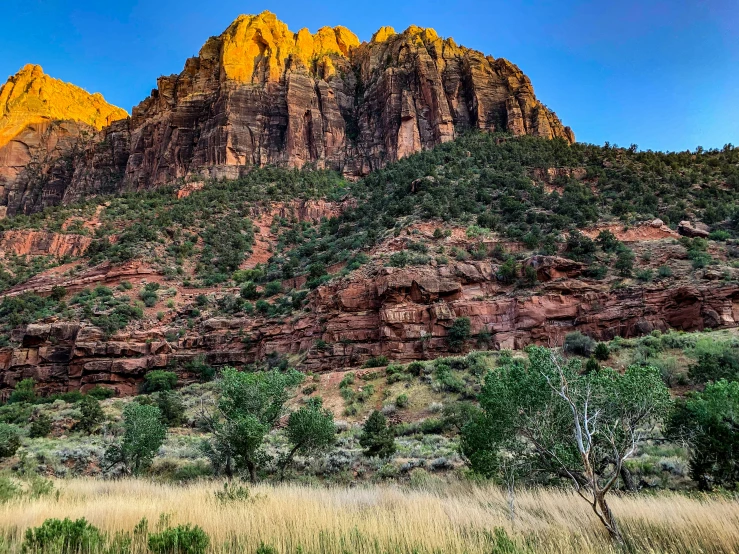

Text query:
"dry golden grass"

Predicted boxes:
[[2, 479, 739, 553]]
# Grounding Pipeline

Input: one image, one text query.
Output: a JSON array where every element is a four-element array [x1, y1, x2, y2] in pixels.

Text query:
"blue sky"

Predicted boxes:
[[1, 0, 737, 152]]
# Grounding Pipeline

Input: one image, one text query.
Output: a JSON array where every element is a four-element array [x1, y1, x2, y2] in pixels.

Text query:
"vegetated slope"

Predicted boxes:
[[0, 11, 573, 216], [0, 132, 737, 396]]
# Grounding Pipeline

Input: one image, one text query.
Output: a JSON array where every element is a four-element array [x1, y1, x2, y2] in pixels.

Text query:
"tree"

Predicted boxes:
[[462, 347, 670, 543], [8, 378, 36, 404], [667, 380, 739, 490], [143, 371, 178, 393], [105, 403, 166, 475], [155, 391, 185, 427], [29, 411, 52, 438], [447, 317, 471, 352], [76, 396, 104, 434], [359, 410, 396, 459], [596, 230, 620, 253], [280, 397, 335, 479], [614, 245, 635, 277], [0, 423, 21, 459], [203, 367, 303, 482]]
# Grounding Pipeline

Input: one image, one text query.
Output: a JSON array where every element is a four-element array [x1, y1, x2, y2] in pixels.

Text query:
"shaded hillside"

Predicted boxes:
[[0, 133, 737, 394]]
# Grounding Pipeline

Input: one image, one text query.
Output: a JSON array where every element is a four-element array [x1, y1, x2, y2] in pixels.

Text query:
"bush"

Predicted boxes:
[[148, 524, 210, 554], [395, 394, 409, 409], [636, 269, 654, 282], [22, 518, 103, 554], [596, 230, 620, 253], [155, 391, 185, 427], [8, 378, 36, 404], [76, 396, 104, 434], [594, 342, 610, 361], [497, 257, 518, 284], [363, 356, 389, 368], [29, 412, 52, 438], [688, 348, 739, 384], [143, 370, 178, 393], [86, 386, 115, 400], [185, 356, 216, 383], [263, 281, 283, 297], [448, 317, 471, 352], [657, 265, 673, 278], [564, 331, 596, 357], [0, 423, 21, 459], [615, 245, 635, 276], [359, 410, 396, 459]]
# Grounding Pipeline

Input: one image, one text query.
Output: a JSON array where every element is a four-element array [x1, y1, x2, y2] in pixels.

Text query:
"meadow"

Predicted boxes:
[[2, 479, 739, 554]]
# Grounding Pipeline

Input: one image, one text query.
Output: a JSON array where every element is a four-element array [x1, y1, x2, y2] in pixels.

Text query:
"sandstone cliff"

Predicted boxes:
[[0, 12, 574, 213], [0, 65, 127, 215]]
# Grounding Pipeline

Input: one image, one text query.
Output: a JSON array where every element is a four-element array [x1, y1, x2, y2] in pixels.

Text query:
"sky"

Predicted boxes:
[[1, 0, 737, 152]]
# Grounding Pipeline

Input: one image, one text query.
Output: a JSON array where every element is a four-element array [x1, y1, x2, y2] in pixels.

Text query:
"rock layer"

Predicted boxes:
[[0, 12, 574, 214], [2, 257, 737, 397]]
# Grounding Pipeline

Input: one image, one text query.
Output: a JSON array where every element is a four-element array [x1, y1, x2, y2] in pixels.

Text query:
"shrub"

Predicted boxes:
[[636, 269, 654, 282], [497, 257, 518, 284], [22, 518, 103, 554], [395, 394, 409, 409], [8, 378, 36, 404], [585, 357, 600, 373], [143, 370, 178, 393], [263, 281, 282, 297], [657, 265, 673, 278], [359, 410, 396, 459], [0, 423, 21, 459], [615, 245, 635, 276], [596, 230, 620, 253], [148, 524, 210, 554], [185, 356, 216, 383], [29, 412, 52, 438], [76, 396, 104, 434], [156, 391, 185, 427], [594, 342, 610, 361], [564, 331, 596, 357], [447, 317, 471, 352], [363, 356, 389, 368], [86, 386, 115, 400], [688, 348, 739, 384]]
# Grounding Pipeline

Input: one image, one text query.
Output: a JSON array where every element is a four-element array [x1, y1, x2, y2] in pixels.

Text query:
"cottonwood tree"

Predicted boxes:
[[462, 347, 670, 543], [105, 403, 166, 475], [202, 367, 303, 482], [280, 397, 335, 480]]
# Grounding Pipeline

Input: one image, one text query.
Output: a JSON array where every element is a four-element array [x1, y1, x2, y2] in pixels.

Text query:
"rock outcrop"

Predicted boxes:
[[2, 256, 737, 397], [0, 65, 127, 215], [0, 11, 574, 214]]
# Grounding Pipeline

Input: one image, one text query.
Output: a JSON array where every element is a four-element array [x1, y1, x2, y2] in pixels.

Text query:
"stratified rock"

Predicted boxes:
[[0, 65, 127, 215], [0, 11, 574, 214]]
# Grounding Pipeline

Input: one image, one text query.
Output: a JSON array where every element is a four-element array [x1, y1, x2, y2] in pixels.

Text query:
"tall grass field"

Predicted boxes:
[[2, 479, 739, 553]]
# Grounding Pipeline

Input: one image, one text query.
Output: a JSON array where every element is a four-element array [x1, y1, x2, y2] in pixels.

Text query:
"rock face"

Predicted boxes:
[[0, 65, 128, 215], [2, 257, 738, 397], [0, 11, 574, 214]]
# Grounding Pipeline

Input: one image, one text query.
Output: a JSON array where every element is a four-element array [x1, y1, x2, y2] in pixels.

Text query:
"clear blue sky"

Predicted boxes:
[[1, 0, 737, 152]]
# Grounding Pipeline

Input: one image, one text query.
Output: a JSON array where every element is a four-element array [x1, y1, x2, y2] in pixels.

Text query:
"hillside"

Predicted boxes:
[[0, 132, 737, 396]]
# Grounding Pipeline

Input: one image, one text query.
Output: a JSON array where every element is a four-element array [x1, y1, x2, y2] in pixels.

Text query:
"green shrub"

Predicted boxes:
[[359, 410, 396, 459], [29, 412, 52, 438], [594, 342, 610, 361], [148, 524, 209, 554], [156, 391, 185, 427], [143, 371, 178, 393], [615, 245, 635, 276], [688, 348, 739, 384], [0, 423, 21, 459], [564, 331, 596, 357], [76, 396, 104, 434], [8, 378, 36, 404], [363, 356, 389, 368], [657, 265, 673, 278], [596, 230, 620, 253], [395, 394, 409, 408], [185, 356, 216, 383], [447, 317, 471, 352], [263, 281, 283, 297], [497, 257, 518, 284], [22, 518, 103, 554], [86, 386, 115, 400], [255, 544, 278, 554], [636, 268, 654, 282]]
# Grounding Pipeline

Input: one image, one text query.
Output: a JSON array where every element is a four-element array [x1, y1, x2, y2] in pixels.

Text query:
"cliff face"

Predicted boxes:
[[0, 65, 127, 215], [1, 255, 737, 397], [0, 12, 574, 213]]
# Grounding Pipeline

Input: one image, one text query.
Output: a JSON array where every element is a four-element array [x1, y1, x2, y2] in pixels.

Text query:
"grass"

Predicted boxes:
[[1, 479, 739, 553]]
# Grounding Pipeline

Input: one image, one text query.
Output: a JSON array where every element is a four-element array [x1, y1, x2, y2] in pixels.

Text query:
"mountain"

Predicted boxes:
[[0, 11, 572, 215], [0, 65, 127, 216]]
